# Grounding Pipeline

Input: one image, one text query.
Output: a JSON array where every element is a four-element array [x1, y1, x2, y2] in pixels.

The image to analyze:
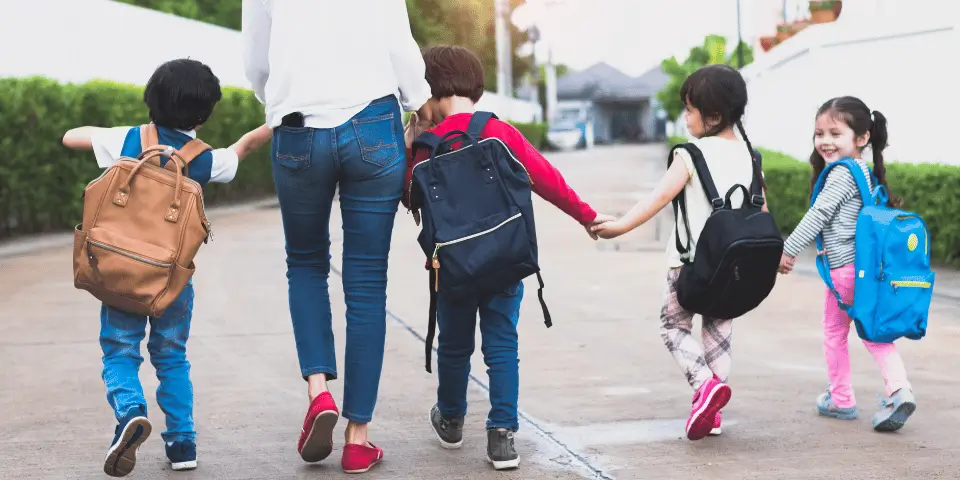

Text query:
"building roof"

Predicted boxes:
[[557, 62, 668, 102]]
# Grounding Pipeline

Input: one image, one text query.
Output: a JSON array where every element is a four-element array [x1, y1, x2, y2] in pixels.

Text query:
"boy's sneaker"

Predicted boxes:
[[708, 411, 722, 436], [686, 377, 731, 441], [816, 390, 858, 420], [165, 440, 198, 471], [103, 412, 152, 477], [486, 429, 519, 470], [298, 391, 340, 463], [872, 388, 916, 432], [429, 404, 464, 449]]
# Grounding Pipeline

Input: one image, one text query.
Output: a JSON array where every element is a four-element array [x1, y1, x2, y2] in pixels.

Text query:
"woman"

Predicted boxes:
[[242, 0, 432, 473]]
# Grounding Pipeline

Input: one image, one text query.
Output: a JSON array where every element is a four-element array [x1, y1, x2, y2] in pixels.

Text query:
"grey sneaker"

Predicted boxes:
[[872, 388, 917, 432], [486, 429, 519, 470], [429, 404, 464, 449]]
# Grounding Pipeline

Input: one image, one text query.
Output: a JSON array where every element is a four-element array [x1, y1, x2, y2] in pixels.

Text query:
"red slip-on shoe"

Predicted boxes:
[[298, 392, 340, 463], [341, 442, 384, 474]]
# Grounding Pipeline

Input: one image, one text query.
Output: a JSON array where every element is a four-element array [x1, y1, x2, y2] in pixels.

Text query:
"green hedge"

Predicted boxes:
[[0, 77, 547, 239], [401, 111, 547, 149], [0, 77, 273, 238], [667, 136, 960, 266]]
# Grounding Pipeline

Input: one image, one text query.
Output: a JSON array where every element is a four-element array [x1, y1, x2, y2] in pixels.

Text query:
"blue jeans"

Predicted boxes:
[[436, 281, 524, 431], [271, 95, 404, 423], [100, 284, 195, 443]]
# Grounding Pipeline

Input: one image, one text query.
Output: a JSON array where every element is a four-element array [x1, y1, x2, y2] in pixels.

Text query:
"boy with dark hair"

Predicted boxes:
[[402, 45, 610, 470], [62, 58, 271, 477]]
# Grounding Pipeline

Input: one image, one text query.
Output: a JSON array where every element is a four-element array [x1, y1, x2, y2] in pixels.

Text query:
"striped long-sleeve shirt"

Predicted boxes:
[[783, 159, 872, 269]]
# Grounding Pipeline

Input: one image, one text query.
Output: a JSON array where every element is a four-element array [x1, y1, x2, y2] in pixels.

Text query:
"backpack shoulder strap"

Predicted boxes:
[[177, 138, 212, 166], [139, 123, 159, 149], [675, 142, 722, 207], [412, 131, 442, 157], [668, 142, 721, 261], [811, 158, 870, 314], [466, 111, 498, 139], [812, 158, 874, 206]]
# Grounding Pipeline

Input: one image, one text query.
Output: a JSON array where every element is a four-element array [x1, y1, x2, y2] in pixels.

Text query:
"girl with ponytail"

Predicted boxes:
[[780, 96, 916, 432], [591, 64, 765, 441]]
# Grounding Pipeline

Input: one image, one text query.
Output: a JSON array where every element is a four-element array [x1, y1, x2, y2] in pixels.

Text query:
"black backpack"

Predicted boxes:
[[409, 112, 551, 372], [669, 142, 783, 319]]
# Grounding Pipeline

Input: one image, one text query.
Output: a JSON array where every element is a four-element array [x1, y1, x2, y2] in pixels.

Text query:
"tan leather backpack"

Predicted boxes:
[[73, 124, 212, 317]]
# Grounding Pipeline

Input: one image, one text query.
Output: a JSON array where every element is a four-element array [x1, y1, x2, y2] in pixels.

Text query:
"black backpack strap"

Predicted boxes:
[[748, 148, 766, 207], [466, 111, 498, 138], [412, 131, 442, 156], [425, 269, 552, 373], [668, 143, 722, 261], [536, 272, 552, 328], [425, 269, 438, 373]]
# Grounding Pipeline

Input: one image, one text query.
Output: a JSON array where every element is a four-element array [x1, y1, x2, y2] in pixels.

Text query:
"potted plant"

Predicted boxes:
[[776, 23, 792, 42], [759, 35, 778, 52], [809, 1, 839, 24]]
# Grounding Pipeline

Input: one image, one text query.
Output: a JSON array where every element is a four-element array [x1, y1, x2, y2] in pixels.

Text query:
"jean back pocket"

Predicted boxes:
[[352, 113, 400, 168], [273, 126, 314, 171]]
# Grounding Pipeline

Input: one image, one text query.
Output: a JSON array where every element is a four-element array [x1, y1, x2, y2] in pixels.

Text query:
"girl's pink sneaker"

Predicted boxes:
[[686, 378, 731, 440]]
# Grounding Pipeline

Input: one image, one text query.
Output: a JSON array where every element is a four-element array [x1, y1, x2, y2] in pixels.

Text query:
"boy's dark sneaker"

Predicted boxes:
[[486, 428, 519, 470], [165, 440, 198, 471], [103, 411, 152, 477], [429, 404, 464, 449]]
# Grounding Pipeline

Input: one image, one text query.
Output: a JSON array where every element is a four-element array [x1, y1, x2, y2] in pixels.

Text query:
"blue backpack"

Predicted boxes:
[[409, 111, 551, 372], [812, 158, 934, 343]]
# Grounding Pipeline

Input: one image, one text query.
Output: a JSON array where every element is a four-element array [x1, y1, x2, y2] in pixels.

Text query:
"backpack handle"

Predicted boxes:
[[724, 184, 750, 209], [138, 124, 210, 176], [427, 129, 496, 178], [113, 146, 189, 224]]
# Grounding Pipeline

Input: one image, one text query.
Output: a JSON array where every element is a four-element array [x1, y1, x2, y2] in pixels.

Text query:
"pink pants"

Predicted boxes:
[[824, 264, 911, 408]]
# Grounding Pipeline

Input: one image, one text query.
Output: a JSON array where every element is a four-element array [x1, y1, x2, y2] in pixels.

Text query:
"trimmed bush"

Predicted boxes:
[[402, 112, 548, 149], [667, 136, 960, 266], [0, 77, 548, 239], [0, 77, 272, 238]]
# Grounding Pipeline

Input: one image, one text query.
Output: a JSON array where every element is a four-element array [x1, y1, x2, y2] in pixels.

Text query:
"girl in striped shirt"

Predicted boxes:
[[779, 96, 916, 432]]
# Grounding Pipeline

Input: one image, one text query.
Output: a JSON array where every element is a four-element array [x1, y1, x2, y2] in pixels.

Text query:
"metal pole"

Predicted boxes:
[[494, 0, 513, 97], [544, 46, 557, 124], [736, 0, 744, 68]]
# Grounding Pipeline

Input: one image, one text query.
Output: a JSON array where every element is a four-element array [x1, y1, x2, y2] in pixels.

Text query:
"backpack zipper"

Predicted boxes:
[[430, 212, 523, 292], [890, 280, 931, 290], [87, 239, 172, 268]]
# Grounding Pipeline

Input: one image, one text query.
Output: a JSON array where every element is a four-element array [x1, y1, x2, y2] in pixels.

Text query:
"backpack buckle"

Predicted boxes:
[[751, 194, 765, 207], [710, 198, 724, 209]]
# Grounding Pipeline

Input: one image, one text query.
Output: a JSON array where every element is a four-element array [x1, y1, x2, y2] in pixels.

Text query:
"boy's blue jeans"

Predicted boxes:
[[270, 95, 404, 423], [436, 281, 524, 431], [100, 283, 195, 443]]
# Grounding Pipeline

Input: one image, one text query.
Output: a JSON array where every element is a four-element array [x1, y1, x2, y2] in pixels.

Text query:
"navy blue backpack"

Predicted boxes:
[[409, 111, 552, 372], [812, 158, 934, 343]]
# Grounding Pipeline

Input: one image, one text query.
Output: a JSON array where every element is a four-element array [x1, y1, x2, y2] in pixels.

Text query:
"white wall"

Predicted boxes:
[[0, 0, 542, 124], [739, 11, 957, 165]]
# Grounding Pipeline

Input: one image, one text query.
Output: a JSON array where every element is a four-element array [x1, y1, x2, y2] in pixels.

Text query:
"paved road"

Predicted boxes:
[[2, 144, 960, 480]]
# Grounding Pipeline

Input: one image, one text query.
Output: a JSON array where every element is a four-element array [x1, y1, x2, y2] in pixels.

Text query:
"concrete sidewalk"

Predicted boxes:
[[2, 144, 960, 480]]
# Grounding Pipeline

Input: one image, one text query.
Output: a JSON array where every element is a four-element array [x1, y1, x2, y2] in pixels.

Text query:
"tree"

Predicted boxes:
[[118, 0, 532, 93], [656, 34, 754, 122]]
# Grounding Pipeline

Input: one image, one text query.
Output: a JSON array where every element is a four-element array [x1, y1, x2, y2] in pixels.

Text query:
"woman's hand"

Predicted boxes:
[[404, 112, 420, 150]]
